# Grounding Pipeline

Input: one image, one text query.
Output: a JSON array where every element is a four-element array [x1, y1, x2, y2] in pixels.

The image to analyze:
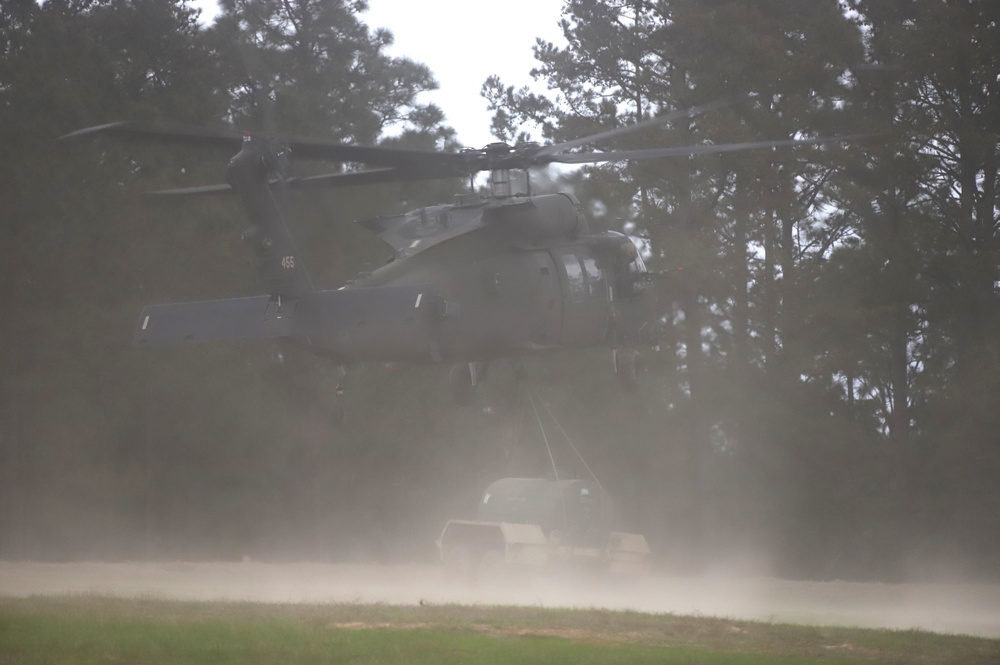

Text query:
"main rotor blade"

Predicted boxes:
[[279, 139, 468, 173], [530, 97, 747, 161], [62, 122, 243, 150], [546, 134, 868, 165], [63, 121, 476, 173], [285, 167, 455, 190], [146, 167, 459, 197], [148, 183, 235, 197], [65, 112, 868, 187]]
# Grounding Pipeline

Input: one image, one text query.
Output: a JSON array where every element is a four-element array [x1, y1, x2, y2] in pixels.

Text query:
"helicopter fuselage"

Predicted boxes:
[[129, 137, 660, 398], [133, 194, 659, 370], [68, 107, 851, 400], [308, 239, 657, 365]]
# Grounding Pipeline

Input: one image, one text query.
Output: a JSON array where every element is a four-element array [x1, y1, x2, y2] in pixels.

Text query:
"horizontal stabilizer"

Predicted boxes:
[[134, 285, 434, 348], [136, 295, 292, 345]]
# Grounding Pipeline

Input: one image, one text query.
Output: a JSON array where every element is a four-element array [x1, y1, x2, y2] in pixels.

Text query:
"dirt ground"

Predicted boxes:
[[2, 561, 999, 638]]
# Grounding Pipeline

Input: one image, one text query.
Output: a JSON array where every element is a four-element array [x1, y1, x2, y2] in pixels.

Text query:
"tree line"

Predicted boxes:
[[1, 0, 998, 581]]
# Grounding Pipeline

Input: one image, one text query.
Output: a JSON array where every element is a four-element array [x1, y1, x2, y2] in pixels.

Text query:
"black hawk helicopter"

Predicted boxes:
[[67, 104, 855, 404]]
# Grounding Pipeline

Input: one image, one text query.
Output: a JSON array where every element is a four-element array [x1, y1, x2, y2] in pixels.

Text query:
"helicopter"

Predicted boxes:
[[66, 103, 858, 405]]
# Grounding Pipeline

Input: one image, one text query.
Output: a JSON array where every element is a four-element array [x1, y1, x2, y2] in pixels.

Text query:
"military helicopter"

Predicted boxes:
[[67, 104, 856, 404]]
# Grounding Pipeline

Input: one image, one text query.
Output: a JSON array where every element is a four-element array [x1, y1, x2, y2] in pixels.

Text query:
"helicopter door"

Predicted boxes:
[[527, 251, 562, 348], [555, 248, 611, 347]]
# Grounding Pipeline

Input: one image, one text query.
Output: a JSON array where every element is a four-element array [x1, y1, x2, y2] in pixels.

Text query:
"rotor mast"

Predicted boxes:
[[482, 142, 519, 198], [489, 168, 512, 198]]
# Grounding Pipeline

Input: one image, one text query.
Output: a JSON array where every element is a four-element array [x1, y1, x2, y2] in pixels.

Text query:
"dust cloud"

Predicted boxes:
[[3, 561, 999, 638]]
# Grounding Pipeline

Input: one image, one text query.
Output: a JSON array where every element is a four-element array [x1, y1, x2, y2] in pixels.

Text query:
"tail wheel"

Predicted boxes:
[[332, 382, 347, 426], [615, 349, 643, 393], [449, 362, 482, 406]]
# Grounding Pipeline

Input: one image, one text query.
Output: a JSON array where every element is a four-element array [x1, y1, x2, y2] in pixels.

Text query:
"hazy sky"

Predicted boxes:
[[189, 0, 568, 148]]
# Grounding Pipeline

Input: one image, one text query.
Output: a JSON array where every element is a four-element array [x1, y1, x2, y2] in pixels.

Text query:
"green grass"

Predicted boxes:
[[0, 596, 997, 664]]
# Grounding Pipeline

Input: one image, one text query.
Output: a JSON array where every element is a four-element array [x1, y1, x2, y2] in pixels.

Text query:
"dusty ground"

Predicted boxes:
[[2, 561, 999, 638]]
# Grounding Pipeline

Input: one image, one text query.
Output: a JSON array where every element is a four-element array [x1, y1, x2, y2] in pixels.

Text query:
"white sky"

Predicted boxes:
[[189, 0, 568, 148]]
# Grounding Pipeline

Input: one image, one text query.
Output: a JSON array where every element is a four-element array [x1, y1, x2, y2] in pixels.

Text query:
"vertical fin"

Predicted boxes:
[[227, 133, 313, 296]]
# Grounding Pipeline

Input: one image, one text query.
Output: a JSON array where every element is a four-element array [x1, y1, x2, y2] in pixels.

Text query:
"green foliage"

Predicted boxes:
[[210, 0, 442, 141], [0, 0, 461, 563], [1, 0, 999, 581], [482, 0, 1000, 576]]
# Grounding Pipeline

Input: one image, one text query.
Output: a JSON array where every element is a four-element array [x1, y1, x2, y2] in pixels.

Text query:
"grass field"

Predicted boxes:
[[1, 596, 998, 664]]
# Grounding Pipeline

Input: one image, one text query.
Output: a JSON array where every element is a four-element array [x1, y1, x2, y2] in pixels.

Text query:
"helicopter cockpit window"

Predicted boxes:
[[561, 254, 587, 303], [583, 257, 607, 298], [613, 247, 648, 297], [561, 252, 607, 303]]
